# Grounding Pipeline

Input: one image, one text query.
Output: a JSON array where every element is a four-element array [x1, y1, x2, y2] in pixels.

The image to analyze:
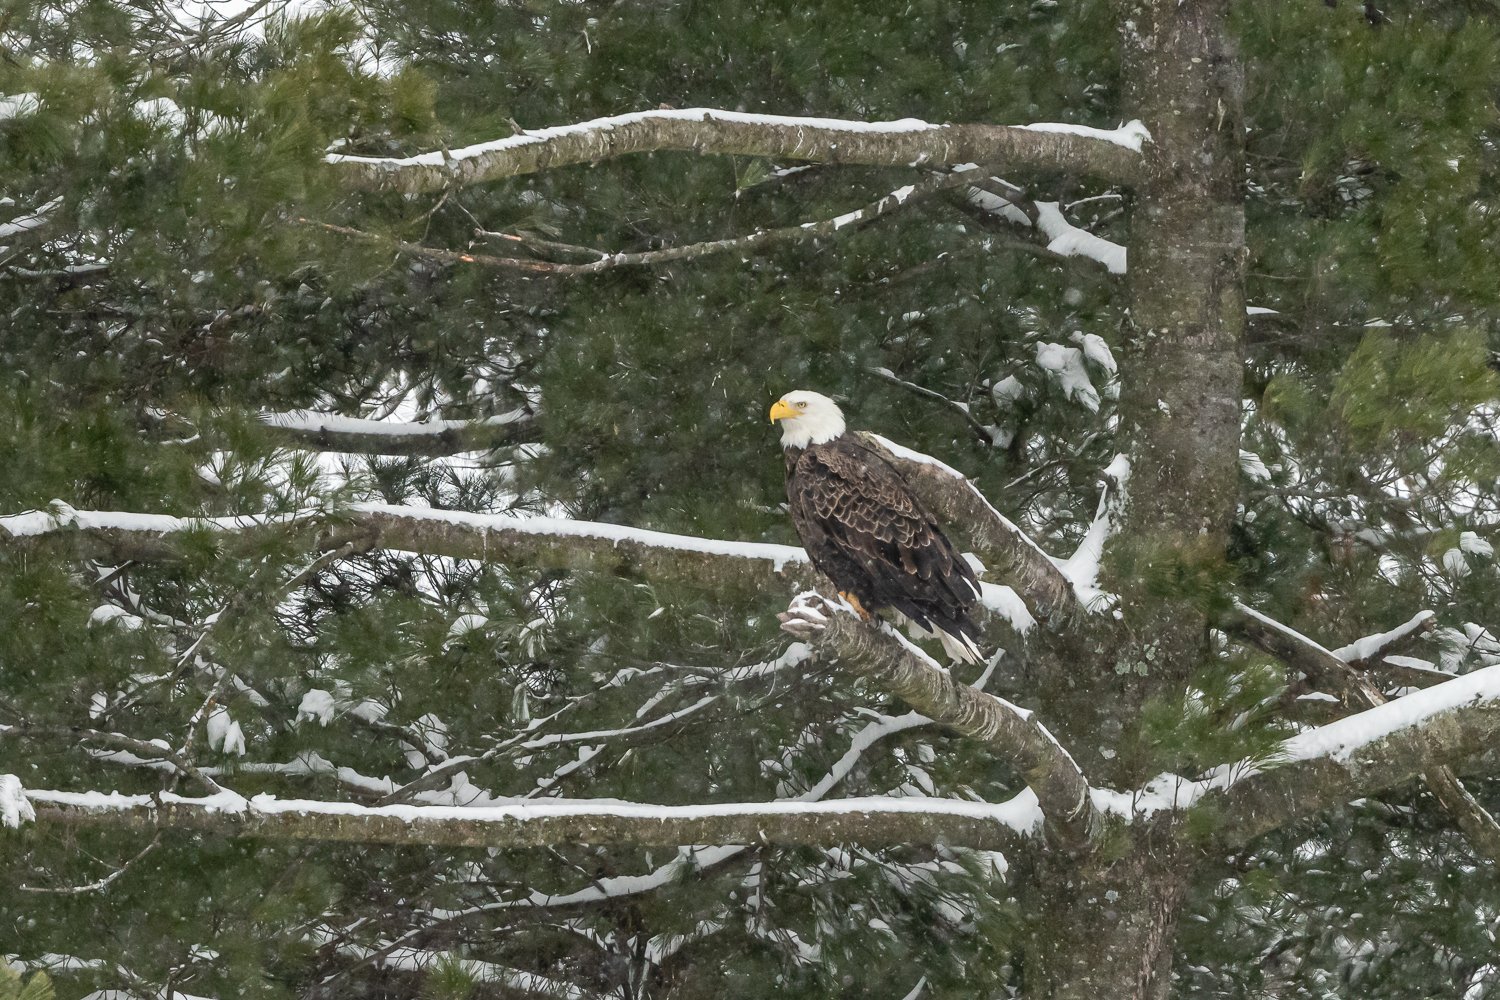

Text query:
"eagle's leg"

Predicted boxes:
[[838, 591, 873, 621]]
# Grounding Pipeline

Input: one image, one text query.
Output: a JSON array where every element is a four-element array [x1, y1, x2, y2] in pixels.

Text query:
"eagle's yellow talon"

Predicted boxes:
[[838, 591, 873, 621]]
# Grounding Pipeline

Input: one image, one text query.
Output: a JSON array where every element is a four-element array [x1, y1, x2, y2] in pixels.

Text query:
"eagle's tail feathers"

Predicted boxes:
[[936, 626, 984, 666]]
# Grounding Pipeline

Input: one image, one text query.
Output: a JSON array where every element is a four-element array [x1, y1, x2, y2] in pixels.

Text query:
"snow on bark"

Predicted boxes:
[[23, 786, 1037, 853], [1, 774, 35, 828], [0, 197, 62, 239], [328, 108, 1144, 193], [260, 407, 534, 456], [965, 185, 1127, 273]]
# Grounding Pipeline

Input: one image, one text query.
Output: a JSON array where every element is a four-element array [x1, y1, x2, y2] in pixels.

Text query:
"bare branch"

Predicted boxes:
[[327, 109, 1148, 194], [18, 832, 161, 896], [867, 367, 997, 445], [778, 592, 1092, 851], [311, 167, 988, 276], [22, 787, 1034, 854], [3, 722, 224, 795], [1223, 602, 1500, 860]]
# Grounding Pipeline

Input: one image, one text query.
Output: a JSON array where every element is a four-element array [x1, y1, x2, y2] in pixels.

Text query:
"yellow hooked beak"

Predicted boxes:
[[769, 399, 796, 424]]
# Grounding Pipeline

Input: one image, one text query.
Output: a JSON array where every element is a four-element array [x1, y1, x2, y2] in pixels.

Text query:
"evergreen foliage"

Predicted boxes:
[[2, 1, 1500, 997]]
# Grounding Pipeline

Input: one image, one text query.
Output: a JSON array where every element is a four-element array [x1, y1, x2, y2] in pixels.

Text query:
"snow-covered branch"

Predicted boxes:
[[260, 408, 535, 456], [18, 786, 1034, 854], [1211, 663, 1500, 849], [778, 593, 1092, 851], [856, 433, 1077, 624], [328, 109, 1147, 193], [1222, 602, 1500, 859], [962, 177, 1126, 274], [0, 502, 817, 593]]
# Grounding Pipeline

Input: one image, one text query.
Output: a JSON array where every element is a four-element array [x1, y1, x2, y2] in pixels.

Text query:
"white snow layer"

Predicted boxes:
[[296, 689, 337, 726], [328, 108, 946, 168], [1018, 118, 1152, 152], [0, 197, 62, 240], [1330, 610, 1435, 664], [348, 501, 810, 573], [0, 775, 35, 828], [965, 187, 1127, 273], [262, 407, 530, 437], [21, 786, 1045, 835], [206, 707, 247, 756], [328, 108, 1149, 170], [1035, 341, 1101, 411]]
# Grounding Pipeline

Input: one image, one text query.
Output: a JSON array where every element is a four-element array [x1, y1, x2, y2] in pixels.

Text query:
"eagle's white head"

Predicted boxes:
[[769, 390, 846, 448]]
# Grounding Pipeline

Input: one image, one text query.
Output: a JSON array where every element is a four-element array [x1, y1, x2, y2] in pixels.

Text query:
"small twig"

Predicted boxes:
[[20, 832, 162, 895], [866, 367, 995, 445], [304, 166, 986, 277], [474, 229, 608, 261], [3, 722, 224, 794]]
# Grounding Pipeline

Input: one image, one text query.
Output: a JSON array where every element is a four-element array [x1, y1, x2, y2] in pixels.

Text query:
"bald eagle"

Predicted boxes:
[[769, 390, 984, 664]]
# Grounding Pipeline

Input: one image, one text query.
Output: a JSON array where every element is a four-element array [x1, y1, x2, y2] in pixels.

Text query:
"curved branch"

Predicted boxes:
[[327, 109, 1147, 193], [778, 592, 1092, 851], [311, 166, 985, 276], [856, 433, 1077, 624], [21, 787, 1033, 854]]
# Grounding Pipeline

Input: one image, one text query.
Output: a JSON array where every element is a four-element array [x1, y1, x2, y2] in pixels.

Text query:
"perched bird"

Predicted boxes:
[[769, 389, 984, 664]]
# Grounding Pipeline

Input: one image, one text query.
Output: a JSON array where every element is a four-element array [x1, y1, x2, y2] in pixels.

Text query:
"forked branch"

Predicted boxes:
[[779, 592, 1094, 851]]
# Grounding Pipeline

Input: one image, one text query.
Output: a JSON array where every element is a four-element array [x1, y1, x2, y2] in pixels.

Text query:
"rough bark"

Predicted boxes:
[[856, 433, 1078, 624], [259, 410, 536, 456], [328, 109, 1144, 194], [18, 788, 1032, 854], [1023, 843, 1187, 1000], [779, 593, 1095, 851], [1018, 0, 1246, 994]]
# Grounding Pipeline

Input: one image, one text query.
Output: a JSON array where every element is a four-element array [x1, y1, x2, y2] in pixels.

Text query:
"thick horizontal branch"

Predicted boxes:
[[779, 593, 1091, 851], [19, 787, 1034, 854], [327, 108, 1147, 194], [0, 503, 816, 593], [260, 408, 536, 456], [857, 433, 1077, 624], [1212, 662, 1500, 848], [1222, 603, 1500, 858]]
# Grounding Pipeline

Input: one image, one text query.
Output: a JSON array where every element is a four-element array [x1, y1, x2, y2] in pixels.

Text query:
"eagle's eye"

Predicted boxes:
[[797, 401, 807, 409]]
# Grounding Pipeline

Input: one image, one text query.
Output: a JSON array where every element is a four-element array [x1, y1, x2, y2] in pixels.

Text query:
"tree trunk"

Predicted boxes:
[[1020, 0, 1244, 993], [1021, 843, 1188, 999]]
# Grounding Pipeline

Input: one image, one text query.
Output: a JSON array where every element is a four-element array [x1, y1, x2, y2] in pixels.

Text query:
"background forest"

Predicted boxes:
[[6, 1, 1500, 997]]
